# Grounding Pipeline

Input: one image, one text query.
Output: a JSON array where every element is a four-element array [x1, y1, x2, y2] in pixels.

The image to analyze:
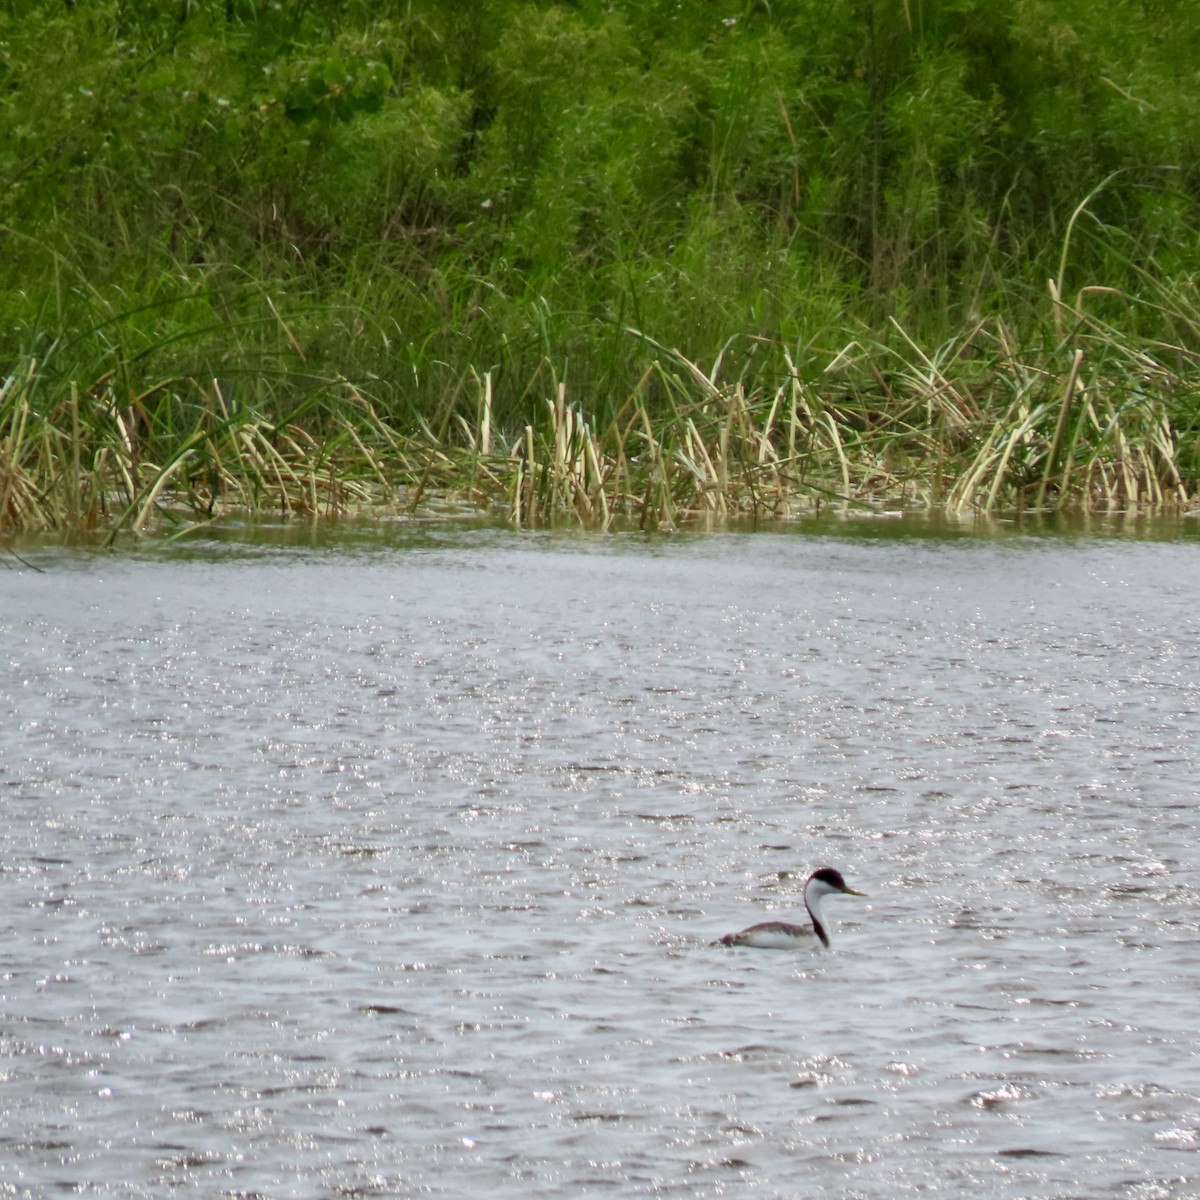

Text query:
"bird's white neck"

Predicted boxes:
[[803, 875, 837, 948]]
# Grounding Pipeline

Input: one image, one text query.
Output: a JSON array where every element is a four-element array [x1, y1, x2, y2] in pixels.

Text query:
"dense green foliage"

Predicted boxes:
[[3, 0, 1200, 529]]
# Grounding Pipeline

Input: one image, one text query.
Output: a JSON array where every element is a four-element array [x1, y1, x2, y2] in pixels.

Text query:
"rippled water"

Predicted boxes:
[[3, 520, 1199, 1199]]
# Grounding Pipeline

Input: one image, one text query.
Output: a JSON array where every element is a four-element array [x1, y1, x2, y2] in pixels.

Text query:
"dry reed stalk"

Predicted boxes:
[[0, 374, 32, 526], [479, 371, 493, 458], [630, 405, 674, 529], [110, 402, 139, 502], [823, 412, 851, 499], [1141, 445, 1162, 506], [670, 348, 724, 400], [888, 317, 983, 428], [232, 426, 272, 509], [337, 417, 391, 490], [1151, 417, 1188, 504], [1034, 348, 1085, 509], [784, 377, 801, 468], [584, 430, 605, 519], [986, 404, 1050, 512], [130, 445, 198, 535], [68, 382, 83, 528], [523, 423, 537, 526], [715, 394, 733, 502], [510, 454, 525, 528], [551, 387, 567, 512], [568, 421, 591, 518], [677, 420, 722, 514], [583, 434, 610, 528], [1115, 427, 1137, 505], [946, 393, 1024, 512], [307, 461, 320, 515], [758, 385, 783, 465]]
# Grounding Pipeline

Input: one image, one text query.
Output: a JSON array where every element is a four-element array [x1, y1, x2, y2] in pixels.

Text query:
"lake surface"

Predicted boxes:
[[2, 518, 1199, 1199]]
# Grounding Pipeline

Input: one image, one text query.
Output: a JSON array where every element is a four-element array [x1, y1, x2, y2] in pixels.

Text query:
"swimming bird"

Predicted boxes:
[[719, 867, 867, 950]]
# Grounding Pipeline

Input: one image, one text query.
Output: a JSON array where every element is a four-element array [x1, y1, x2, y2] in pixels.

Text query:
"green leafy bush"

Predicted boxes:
[[2, 0, 1199, 501]]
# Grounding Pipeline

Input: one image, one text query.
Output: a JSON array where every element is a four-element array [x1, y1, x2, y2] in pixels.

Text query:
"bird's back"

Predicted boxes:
[[718, 920, 817, 950]]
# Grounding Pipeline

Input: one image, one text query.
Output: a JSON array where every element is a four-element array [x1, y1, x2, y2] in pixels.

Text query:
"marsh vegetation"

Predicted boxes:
[[3, 0, 1200, 533]]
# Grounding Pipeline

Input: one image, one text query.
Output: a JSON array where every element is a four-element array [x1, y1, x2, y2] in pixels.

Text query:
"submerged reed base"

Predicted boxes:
[[3, 313, 1197, 539]]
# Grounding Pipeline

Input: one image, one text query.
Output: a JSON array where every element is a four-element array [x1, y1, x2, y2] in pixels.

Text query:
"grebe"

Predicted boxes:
[[719, 867, 867, 950]]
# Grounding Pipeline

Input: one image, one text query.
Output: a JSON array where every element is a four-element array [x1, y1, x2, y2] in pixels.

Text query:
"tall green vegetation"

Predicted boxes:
[[3, 0, 1200, 531]]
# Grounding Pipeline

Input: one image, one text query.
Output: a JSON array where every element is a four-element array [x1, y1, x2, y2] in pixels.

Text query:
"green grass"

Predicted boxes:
[[3, 1, 1200, 535], [4, 279, 1197, 536]]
